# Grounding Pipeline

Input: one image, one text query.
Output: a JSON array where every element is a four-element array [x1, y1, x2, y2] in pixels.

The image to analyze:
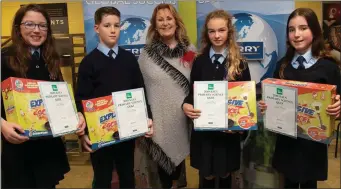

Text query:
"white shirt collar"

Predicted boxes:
[[209, 47, 228, 64], [97, 43, 119, 58]]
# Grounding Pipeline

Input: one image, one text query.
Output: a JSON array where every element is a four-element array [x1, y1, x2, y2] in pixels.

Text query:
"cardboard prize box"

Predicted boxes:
[[1, 77, 76, 137], [82, 95, 120, 150], [227, 81, 257, 130], [262, 78, 336, 143]]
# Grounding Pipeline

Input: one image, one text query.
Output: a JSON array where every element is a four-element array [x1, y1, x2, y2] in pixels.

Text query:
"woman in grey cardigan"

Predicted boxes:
[[136, 3, 196, 189]]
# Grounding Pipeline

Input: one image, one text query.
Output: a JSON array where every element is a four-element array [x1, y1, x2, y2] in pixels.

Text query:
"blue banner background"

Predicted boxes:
[[197, 0, 294, 84], [83, 0, 178, 56]]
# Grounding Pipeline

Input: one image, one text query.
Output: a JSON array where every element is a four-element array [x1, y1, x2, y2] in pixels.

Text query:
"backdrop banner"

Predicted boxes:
[[197, 0, 294, 88], [83, 0, 177, 58]]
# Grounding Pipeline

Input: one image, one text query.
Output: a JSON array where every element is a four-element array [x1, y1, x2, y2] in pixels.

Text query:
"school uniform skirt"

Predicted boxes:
[[1, 136, 70, 188], [190, 130, 242, 177], [272, 135, 328, 182]]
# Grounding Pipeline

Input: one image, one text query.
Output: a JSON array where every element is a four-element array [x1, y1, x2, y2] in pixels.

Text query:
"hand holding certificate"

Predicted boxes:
[[38, 82, 79, 137], [262, 83, 298, 138], [194, 81, 228, 131], [112, 88, 149, 140]]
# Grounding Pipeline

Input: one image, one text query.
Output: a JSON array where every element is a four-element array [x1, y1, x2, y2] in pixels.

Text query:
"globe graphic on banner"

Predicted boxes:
[[232, 13, 278, 84], [119, 17, 150, 45]]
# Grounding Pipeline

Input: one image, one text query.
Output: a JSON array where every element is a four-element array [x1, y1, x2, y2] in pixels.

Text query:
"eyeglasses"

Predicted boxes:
[[20, 22, 48, 31]]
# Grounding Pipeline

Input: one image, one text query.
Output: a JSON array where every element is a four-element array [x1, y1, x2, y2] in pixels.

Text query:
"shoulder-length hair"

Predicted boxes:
[[146, 3, 189, 46]]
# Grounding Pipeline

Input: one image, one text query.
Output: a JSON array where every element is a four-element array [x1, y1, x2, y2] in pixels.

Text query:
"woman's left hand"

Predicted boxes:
[[326, 95, 340, 117], [145, 119, 153, 138], [76, 112, 86, 136]]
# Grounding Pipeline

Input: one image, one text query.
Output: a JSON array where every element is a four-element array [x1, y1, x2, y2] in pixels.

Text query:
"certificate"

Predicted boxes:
[[263, 83, 297, 138], [38, 82, 79, 137], [112, 88, 149, 140], [194, 81, 228, 131]]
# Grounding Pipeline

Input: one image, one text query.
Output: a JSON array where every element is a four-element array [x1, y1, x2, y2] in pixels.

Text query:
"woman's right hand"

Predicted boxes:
[[1, 118, 29, 144], [258, 100, 267, 115], [183, 103, 201, 119], [80, 134, 93, 153]]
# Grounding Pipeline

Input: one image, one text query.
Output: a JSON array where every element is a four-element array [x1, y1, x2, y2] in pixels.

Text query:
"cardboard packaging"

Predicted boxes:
[[82, 95, 119, 150], [227, 81, 257, 130], [262, 78, 336, 143], [1, 77, 76, 137]]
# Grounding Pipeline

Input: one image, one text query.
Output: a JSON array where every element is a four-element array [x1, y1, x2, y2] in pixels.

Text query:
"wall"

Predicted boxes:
[[178, 1, 197, 45], [1, 1, 84, 36], [295, 1, 323, 25]]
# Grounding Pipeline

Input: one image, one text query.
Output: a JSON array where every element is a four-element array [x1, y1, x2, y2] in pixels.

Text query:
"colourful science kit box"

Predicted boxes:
[[262, 78, 336, 144], [82, 95, 120, 150], [1, 77, 76, 137], [227, 81, 257, 130]]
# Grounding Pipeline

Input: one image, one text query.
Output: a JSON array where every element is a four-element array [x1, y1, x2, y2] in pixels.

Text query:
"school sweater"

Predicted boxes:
[[75, 47, 153, 134], [272, 57, 341, 182], [1, 46, 70, 188]]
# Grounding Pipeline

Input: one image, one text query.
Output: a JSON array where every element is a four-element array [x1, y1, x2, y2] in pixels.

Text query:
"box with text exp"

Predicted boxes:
[[82, 95, 119, 150], [1, 77, 76, 137]]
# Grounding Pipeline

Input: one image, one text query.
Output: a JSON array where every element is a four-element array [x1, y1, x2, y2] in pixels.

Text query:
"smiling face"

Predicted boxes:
[[20, 10, 48, 48], [207, 18, 228, 51], [155, 8, 177, 40], [288, 15, 313, 54], [95, 14, 120, 48]]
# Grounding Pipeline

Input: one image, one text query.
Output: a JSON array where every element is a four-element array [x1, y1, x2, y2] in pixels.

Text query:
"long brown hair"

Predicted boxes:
[[146, 3, 189, 45], [279, 8, 339, 78], [199, 10, 244, 80], [8, 4, 62, 79]]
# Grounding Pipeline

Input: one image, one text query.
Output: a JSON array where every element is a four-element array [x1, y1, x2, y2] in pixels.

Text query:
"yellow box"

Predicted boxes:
[[227, 81, 257, 130], [1, 77, 76, 137], [82, 95, 119, 150], [262, 78, 336, 143]]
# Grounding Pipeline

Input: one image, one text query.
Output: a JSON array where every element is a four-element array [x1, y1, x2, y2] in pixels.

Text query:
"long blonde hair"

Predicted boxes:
[[200, 10, 245, 80], [146, 3, 189, 45]]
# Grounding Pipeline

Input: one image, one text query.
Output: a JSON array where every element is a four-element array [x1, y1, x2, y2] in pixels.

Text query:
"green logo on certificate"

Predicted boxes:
[[126, 92, 132, 99], [208, 84, 214, 90], [277, 88, 283, 95], [52, 85, 58, 91]]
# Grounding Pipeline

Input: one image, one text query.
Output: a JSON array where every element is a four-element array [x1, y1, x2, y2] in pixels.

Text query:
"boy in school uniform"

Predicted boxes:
[[75, 6, 153, 189]]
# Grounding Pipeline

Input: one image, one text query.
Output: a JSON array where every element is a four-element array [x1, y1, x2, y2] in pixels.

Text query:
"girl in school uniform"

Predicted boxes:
[[258, 8, 341, 189], [182, 10, 251, 188], [1, 4, 86, 188]]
